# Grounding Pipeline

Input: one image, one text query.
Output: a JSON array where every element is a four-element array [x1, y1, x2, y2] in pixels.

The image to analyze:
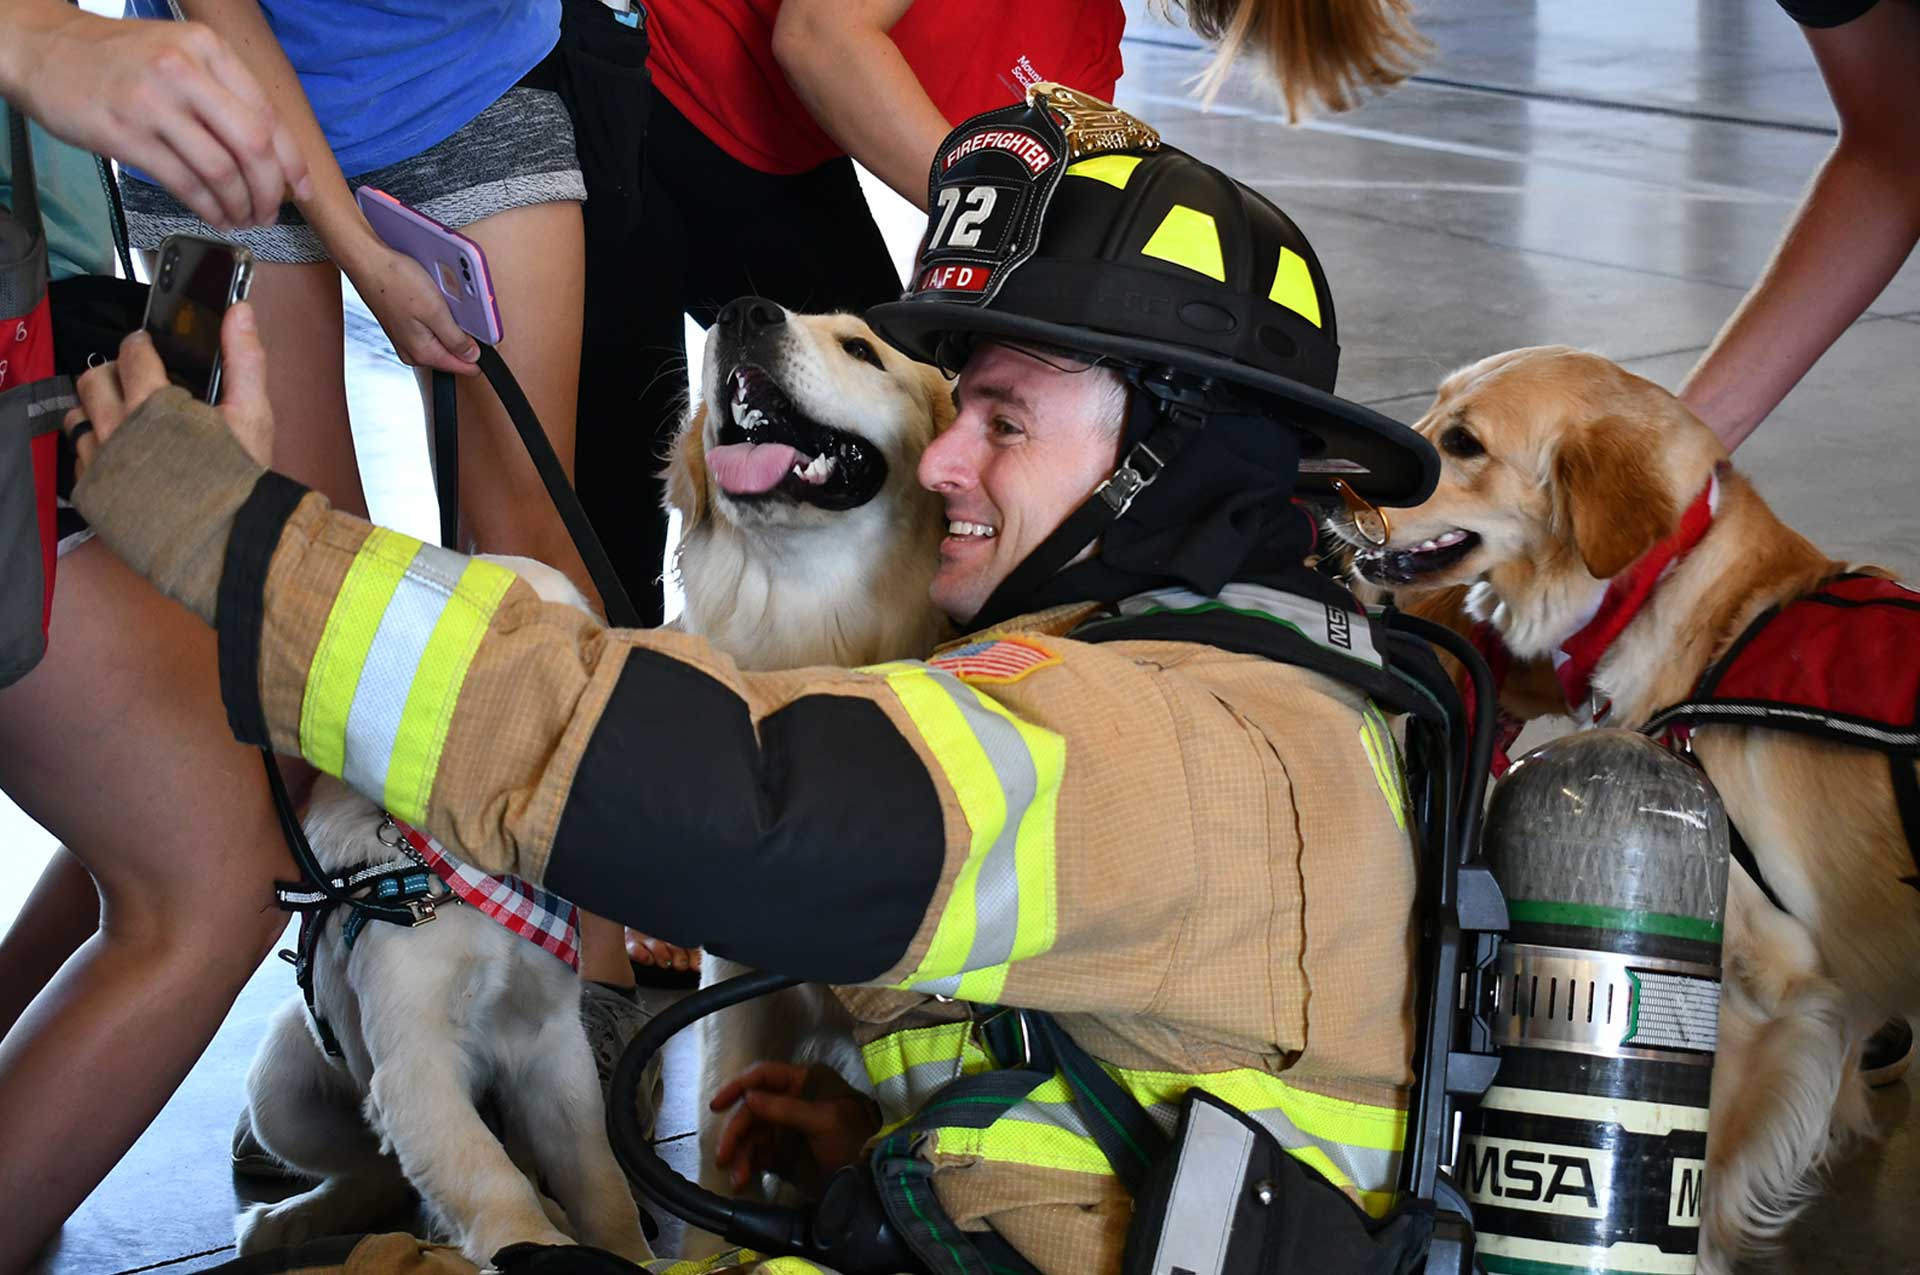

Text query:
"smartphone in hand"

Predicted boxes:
[[355, 186, 504, 344], [142, 234, 254, 403]]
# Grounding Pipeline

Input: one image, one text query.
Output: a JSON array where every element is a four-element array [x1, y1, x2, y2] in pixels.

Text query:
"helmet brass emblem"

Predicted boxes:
[[1029, 82, 1161, 161]]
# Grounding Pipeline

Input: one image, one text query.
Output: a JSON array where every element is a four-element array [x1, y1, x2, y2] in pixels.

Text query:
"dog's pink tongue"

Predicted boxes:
[[707, 442, 801, 494]]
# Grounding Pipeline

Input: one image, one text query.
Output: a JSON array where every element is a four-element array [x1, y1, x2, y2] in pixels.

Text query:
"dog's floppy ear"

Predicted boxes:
[[664, 401, 710, 535], [1552, 415, 1677, 579]]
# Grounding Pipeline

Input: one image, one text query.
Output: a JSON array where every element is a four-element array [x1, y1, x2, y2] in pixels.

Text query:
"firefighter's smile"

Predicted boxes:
[[705, 365, 888, 511]]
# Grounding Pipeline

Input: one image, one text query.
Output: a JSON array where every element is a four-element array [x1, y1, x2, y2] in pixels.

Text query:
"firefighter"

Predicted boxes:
[[64, 87, 1441, 1274]]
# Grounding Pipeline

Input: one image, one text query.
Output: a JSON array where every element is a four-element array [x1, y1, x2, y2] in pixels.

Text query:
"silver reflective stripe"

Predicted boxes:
[[877, 1057, 1398, 1199], [1117, 583, 1385, 671], [1148, 1098, 1253, 1275], [1255, 1096, 1399, 1196], [339, 541, 469, 800], [912, 668, 1037, 998]]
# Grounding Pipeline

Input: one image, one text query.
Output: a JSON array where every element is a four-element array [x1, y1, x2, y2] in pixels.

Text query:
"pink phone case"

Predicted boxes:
[[355, 186, 504, 344]]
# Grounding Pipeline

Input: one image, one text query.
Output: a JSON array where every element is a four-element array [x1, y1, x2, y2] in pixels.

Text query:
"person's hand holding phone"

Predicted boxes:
[[65, 304, 277, 477], [340, 238, 484, 376]]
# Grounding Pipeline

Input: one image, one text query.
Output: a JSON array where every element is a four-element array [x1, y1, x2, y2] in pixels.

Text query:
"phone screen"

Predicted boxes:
[[144, 236, 252, 401]]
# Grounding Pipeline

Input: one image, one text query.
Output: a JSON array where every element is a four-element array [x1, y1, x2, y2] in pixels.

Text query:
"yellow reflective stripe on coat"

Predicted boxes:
[[869, 663, 1064, 1002], [299, 529, 517, 824], [863, 1024, 1405, 1217], [1359, 701, 1409, 830]]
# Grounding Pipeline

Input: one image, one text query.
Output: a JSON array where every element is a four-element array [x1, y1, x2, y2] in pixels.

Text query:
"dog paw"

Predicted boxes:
[[236, 1200, 316, 1254]]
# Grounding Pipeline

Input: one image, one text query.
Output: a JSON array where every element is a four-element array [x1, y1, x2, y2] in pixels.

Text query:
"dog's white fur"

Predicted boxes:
[[1351, 347, 1918, 1272], [665, 305, 951, 1251], [237, 559, 652, 1265]]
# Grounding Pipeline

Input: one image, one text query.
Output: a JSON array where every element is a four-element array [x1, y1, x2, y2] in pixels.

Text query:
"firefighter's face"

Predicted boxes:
[[918, 343, 1125, 624]]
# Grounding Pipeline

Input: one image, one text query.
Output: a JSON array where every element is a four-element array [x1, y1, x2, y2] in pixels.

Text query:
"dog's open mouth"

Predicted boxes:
[[1355, 528, 1482, 585], [706, 365, 887, 511]]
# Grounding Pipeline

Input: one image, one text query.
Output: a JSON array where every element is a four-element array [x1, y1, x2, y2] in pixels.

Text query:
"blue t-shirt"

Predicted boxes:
[[124, 2, 560, 177]]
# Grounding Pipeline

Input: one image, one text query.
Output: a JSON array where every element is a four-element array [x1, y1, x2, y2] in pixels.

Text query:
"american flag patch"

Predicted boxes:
[[392, 819, 581, 971], [927, 637, 1059, 684]]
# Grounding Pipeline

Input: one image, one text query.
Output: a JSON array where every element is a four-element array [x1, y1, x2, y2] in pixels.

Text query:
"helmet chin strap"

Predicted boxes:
[[965, 367, 1226, 631]]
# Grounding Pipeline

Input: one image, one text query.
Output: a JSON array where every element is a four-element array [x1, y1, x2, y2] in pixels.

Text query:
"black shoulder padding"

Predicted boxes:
[[547, 650, 946, 984], [217, 471, 309, 748]]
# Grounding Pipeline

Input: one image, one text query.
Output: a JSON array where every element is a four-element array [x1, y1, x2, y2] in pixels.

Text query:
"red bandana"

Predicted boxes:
[[1462, 466, 1723, 774]]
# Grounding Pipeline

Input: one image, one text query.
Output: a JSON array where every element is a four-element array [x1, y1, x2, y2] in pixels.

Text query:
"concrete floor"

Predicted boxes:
[[7, 0, 1920, 1270]]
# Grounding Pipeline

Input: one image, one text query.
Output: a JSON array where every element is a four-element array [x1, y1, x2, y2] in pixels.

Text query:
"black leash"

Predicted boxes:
[[432, 352, 644, 628]]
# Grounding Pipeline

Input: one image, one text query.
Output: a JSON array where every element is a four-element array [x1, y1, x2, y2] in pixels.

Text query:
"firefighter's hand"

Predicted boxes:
[[68, 304, 276, 475], [710, 1061, 882, 1198]]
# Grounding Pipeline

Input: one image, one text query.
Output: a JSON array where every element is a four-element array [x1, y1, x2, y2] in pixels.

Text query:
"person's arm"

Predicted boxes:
[[0, 1, 308, 227], [1679, 0, 1920, 451], [771, 0, 949, 211], [173, 0, 480, 373]]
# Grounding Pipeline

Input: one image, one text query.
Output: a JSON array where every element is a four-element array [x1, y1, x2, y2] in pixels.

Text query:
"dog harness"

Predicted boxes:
[[1644, 573, 1920, 894], [275, 814, 581, 1057]]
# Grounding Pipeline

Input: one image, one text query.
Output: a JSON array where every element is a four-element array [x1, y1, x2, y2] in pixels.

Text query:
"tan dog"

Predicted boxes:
[[665, 300, 952, 1248], [1343, 346, 1919, 1271]]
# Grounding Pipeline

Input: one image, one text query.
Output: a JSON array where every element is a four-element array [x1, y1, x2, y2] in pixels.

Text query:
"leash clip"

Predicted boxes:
[[405, 896, 440, 926]]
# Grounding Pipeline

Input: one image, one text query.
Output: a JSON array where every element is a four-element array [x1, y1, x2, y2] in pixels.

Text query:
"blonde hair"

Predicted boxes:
[[1156, 0, 1430, 122]]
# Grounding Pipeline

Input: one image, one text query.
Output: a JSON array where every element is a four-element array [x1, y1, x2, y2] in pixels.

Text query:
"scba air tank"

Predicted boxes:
[[1461, 730, 1728, 1275]]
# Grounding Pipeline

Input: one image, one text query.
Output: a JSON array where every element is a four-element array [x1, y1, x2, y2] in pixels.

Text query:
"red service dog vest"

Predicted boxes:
[[1644, 574, 1920, 886]]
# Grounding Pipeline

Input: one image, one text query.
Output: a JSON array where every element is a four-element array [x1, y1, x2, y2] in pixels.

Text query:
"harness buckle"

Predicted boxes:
[[1096, 441, 1165, 516], [405, 897, 440, 926]]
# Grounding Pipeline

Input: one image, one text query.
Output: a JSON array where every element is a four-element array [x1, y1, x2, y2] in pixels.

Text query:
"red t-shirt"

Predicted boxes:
[[647, 0, 1126, 175]]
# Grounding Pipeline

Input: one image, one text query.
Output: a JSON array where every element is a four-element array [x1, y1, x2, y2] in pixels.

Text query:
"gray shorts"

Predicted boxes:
[[122, 88, 587, 264]]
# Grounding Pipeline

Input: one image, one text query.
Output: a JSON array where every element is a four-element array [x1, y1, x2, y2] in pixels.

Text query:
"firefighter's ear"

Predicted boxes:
[[1552, 416, 1676, 580]]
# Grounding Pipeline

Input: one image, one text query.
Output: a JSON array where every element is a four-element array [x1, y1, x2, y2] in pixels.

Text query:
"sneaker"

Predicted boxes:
[[580, 979, 665, 1142], [1861, 1017, 1913, 1088], [231, 1108, 310, 1180]]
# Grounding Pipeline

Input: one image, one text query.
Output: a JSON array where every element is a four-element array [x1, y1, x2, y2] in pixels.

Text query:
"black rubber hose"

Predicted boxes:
[[1380, 610, 1497, 856], [606, 969, 818, 1247]]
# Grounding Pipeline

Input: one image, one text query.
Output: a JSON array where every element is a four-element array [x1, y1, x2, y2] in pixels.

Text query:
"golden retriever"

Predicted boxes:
[[665, 299, 951, 1248], [1343, 346, 1918, 1272], [238, 560, 654, 1265]]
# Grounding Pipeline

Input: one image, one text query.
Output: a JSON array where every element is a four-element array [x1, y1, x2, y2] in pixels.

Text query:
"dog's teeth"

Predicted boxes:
[[1419, 539, 1437, 551], [730, 400, 748, 427]]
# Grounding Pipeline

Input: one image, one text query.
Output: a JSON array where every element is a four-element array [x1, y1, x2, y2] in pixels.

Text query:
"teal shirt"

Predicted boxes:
[[0, 105, 116, 282]]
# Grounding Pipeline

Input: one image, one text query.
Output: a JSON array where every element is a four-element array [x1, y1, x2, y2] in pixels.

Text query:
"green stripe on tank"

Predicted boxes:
[[1507, 899, 1723, 944], [1483, 1257, 1652, 1275]]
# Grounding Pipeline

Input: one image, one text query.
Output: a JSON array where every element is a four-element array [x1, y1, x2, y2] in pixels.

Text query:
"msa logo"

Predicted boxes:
[[1463, 1135, 1612, 1220], [1668, 1158, 1705, 1228], [1326, 605, 1353, 650]]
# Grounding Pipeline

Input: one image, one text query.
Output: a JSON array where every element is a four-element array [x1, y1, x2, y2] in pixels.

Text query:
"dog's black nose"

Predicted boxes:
[[717, 296, 786, 333]]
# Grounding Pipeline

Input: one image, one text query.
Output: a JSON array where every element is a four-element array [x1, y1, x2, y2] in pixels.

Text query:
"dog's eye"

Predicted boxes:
[[841, 337, 884, 370], [1441, 426, 1485, 459]]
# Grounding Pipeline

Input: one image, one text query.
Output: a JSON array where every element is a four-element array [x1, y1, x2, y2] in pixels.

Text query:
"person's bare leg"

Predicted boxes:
[[0, 848, 98, 1042], [246, 259, 368, 518], [450, 201, 637, 986], [0, 542, 295, 1270]]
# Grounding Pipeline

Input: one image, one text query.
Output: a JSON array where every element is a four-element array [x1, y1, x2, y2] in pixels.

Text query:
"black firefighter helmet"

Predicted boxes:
[[868, 83, 1436, 508]]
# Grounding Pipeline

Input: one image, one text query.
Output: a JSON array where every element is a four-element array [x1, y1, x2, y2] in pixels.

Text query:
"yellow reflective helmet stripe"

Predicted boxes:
[[1269, 247, 1323, 327], [1066, 154, 1144, 189], [1140, 204, 1226, 282], [299, 530, 517, 824], [872, 665, 1063, 1001], [862, 1026, 1406, 1217]]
